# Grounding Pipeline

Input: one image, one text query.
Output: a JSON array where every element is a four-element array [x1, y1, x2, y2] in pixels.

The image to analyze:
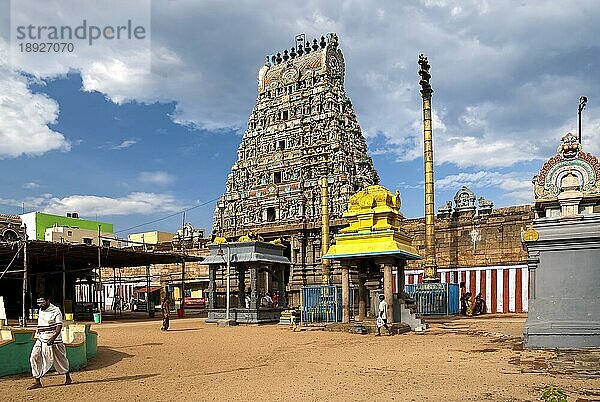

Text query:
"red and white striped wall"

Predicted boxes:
[[401, 265, 528, 313]]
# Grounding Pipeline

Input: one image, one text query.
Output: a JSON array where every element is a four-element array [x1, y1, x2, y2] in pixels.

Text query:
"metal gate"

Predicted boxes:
[[301, 286, 354, 323], [405, 283, 459, 315]]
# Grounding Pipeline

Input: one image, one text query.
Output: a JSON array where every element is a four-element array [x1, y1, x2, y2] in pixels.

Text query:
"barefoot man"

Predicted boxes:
[[28, 295, 72, 389]]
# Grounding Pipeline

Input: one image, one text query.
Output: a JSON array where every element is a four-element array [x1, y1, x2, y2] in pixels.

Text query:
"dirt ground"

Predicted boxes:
[[2, 314, 599, 401]]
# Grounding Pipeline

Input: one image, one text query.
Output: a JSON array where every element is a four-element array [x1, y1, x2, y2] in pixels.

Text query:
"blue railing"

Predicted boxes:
[[302, 283, 458, 322], [301, 286, 354, 323], [406, 283, 459, 315]]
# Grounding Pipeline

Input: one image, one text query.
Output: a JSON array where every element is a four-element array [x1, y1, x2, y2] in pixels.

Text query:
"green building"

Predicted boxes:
[[19, 212, 114, 241]]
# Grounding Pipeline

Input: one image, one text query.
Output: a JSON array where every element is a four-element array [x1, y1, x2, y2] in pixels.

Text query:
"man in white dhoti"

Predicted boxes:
[[28, 295, 72, 390], [376, 294, 391, 336]]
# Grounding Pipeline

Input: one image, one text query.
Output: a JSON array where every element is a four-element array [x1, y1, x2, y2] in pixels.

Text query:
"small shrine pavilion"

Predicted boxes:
[[203, 238, 291, 324], [323, 185, 421, 326]]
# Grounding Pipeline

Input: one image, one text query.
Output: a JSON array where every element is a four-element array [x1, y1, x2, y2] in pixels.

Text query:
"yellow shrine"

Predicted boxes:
[[324, 185, 420, 260]]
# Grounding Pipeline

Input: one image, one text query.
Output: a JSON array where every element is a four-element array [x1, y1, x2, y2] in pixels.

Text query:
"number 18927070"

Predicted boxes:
[[19, 42, 74, 52]]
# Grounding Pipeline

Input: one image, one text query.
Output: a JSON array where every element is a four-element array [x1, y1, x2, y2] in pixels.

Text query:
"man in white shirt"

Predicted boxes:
[[377, 294, 392, 336], [28, 295, 72, 390]]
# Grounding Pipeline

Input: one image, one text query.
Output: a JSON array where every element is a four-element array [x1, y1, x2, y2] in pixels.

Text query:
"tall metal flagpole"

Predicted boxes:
[[418, 54, 439, 282]]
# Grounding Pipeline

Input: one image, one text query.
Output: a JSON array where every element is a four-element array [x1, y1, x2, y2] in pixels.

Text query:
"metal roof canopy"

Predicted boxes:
[[0, 240, 203, 276], [202, 241, 291, 266]]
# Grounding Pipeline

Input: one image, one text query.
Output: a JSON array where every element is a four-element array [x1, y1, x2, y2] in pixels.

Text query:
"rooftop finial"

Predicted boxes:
[[312, 39, 319, 51], [418, 54, 432, 96]]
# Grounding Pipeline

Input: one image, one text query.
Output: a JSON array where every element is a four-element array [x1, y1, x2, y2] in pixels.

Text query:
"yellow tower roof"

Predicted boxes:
[[323, 185, 421, 260]]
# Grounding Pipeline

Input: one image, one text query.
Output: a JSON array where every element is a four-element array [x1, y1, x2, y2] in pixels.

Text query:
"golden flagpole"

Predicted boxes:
[[418, 54, 439, 282]]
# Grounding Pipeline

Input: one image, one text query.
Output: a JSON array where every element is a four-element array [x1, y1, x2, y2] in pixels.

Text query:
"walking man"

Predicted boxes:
[[376, 294, 392, 336], [28, 295, 71, 389], [161, 296, 171, 331]]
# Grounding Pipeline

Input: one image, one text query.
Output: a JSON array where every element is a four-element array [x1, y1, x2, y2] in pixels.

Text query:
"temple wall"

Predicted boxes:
[[403, 205, 534, 270]]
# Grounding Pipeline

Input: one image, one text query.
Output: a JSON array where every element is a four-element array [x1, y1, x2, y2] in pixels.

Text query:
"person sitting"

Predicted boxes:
[[473, 293, 486, 316], [245, 290, 251, 309], [460, 292, 473, 316], [465, 293, 474, 316], [260, 293, 273, 308]]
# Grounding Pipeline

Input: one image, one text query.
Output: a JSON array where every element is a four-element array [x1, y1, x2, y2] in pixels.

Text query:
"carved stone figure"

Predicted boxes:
[[478, 197, 494, 214], [454, 187, 476, 213], [437, 201, 453, 217]]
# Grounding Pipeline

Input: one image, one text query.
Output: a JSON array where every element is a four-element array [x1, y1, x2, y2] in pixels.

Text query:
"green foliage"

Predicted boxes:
[[541, 385, 567, 402]]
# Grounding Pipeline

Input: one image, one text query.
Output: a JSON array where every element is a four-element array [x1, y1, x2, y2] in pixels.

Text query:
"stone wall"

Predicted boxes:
[[403, 205, 534, 270]]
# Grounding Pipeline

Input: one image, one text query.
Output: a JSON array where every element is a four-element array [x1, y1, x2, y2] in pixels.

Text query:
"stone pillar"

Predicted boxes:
[[397, 260, 406, 301], [277, 265, 287, 307], [238, 267, 246, 308], [358, 270, 366, 322], [341, 264, 350, 324], [249, 265, 259, 309], [382, 262, 394, 323], [208, 266, 216, 309]]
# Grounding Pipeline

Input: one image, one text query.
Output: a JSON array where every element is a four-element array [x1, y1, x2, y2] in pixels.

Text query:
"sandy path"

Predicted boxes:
[[2, 315, 598, 401]]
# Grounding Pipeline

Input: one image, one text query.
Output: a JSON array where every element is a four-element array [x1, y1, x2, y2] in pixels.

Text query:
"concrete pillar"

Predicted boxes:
[[237, 267, 246, 308], [341, 264, 350, 324], [208, 266, 216, 309], [358, 271, 366, 321], [249, 265, 259, 309], [382, 262, 394, 323], [277, 265, 287, 307]]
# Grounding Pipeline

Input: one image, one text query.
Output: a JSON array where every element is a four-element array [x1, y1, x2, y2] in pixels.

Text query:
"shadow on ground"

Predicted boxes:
[[84, 346, 135, 370], [164, 328, 202, 332], [42, 373, 159, 388]]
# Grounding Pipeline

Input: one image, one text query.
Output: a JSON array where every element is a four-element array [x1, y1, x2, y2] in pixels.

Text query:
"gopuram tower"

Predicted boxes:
[[213, 33, 379, 302]]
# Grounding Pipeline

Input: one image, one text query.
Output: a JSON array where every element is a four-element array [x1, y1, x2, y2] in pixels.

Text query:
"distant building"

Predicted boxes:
[[20, 212, 115, 245], [173, 223, 205, 244], [128, 231, 175, 245], [44, 225, 119, 247]]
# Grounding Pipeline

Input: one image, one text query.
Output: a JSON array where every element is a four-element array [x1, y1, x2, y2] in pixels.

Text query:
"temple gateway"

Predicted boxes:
[[212, 33, 379, 304]]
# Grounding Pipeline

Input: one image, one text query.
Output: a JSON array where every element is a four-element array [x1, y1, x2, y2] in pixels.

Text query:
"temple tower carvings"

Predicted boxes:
[[212, 33, 379, 298]]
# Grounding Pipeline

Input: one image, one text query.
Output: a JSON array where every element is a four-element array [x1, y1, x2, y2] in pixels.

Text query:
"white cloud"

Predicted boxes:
[[437, 171, 504, 189], [138, 171, 176, 186], [437, 170, 533, 204], [0, 39, 70, 159], [22, 182, 40, 189], [111, 139, 138, 150], [2, 1, 599, 169], [42, 192, 183, 216], [0, 193, 54, 210]]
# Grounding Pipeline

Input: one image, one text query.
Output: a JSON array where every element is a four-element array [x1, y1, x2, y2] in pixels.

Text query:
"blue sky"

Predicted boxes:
[[1, 1, 599, 237]]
